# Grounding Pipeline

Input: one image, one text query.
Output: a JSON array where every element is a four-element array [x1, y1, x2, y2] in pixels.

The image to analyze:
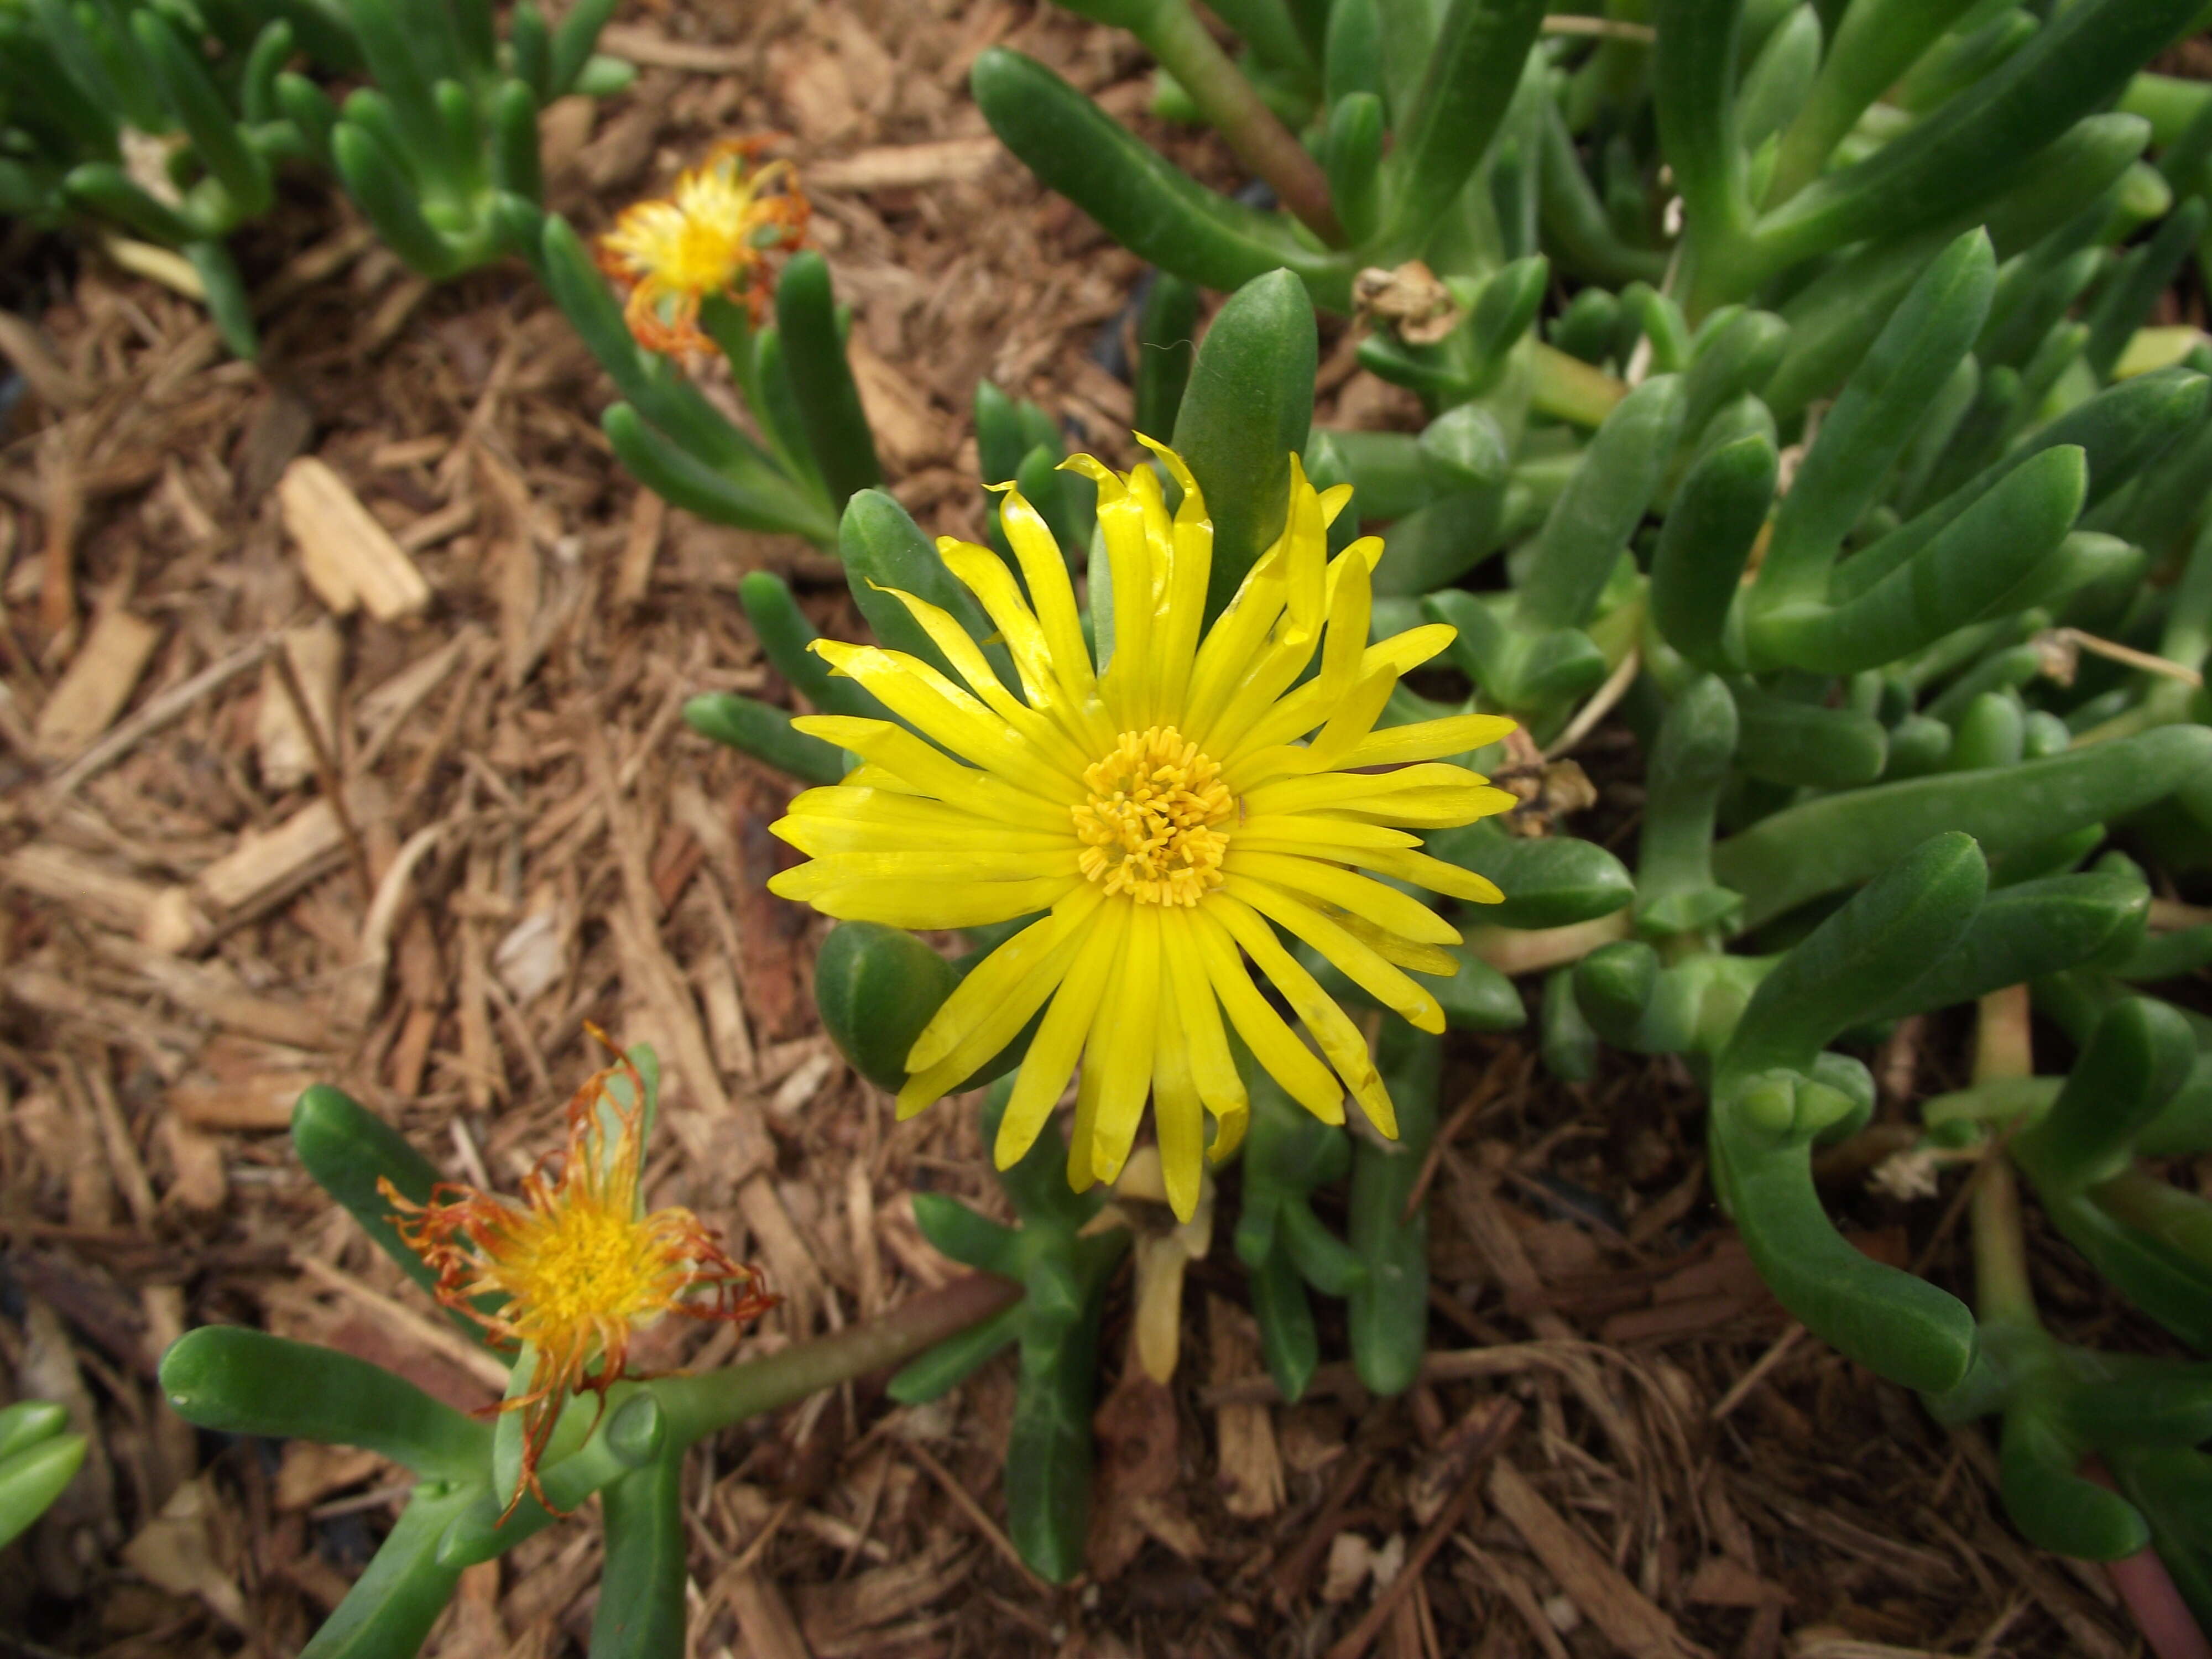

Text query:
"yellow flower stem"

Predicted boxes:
[[648, 1272, 1021, 1447]]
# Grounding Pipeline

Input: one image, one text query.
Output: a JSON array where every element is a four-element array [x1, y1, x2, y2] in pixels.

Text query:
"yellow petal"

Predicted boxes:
[[1334, 712, 1519, 769], [1159, 914, 1246, 1121], [896, 896, 1104, 1117], [1209, 894, 1399, 1139], [1067, 1051, 1104, 1195], [1302, 666, 1401, 773], [1224, 625, 1458, 761], [1359, 847, 1506, 906], [1223, 873, 1446, 1035], [792, 717, 1072, 830], [1240, 761, 1494, 818], [907, 884, 1107, 1072], [871, 579, 1098, 772], [993, 900, 1130, 1168], [994, 491, 1099, 707], [1133, 434, 1212, 713], [808, 640, 1079, 801], [1086, 900, 1161, 1186], [1186, 905, 1344, 1123], [1151, 993, 1206, 1224], [773, 849, 1077, 888], [1230, 813, 1422, 852], [1314, 541, 1373, 706], [769, 873, 1077, 928], [1183, 540, 1290, 738], [1222, 853, 1462, 946], [1278, 453, 1328, 647]]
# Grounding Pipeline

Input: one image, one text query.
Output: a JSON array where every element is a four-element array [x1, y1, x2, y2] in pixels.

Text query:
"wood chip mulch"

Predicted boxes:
[[0, 2, 2173, 1654]]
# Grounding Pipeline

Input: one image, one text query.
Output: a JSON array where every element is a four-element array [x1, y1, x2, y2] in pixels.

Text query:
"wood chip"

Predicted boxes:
[[92, 933, 330, 1048], [167, 1037, 325, 1131], [279, 456, 432, 622], [1206, 1293, 1284, 1519], [33, 607, 163, 760], [596, 23, 753, 71], [1488, 1459, 1708, 1659], [193, 791, 359, 919], [808, 138, 1001, 191], [256, 620, 344, 792], [5, 843, 175, 942], [719, 1567, 814, 1659]]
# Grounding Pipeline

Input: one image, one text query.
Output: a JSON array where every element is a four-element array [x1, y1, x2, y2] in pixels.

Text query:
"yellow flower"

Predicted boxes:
[[768, 439, 1519, 1222], [596, 138, 808, 353], [381, 1036, 774, 1517]]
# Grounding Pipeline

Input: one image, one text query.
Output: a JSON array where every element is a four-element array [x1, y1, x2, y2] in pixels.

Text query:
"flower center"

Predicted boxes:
[[1071, 726, 1234, 906], [509, 1201, 662, 1329]]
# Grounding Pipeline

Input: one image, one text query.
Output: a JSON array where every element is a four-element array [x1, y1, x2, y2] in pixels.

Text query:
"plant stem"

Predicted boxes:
[[1970, 1142, 2038, 1326], [1140, 0, 1344, 246], [1463, 911, 1634, 975], [1527, 342, 1627, 427], [650, 1272, 1021, 1448], [1971, 988, 2038, 1326]]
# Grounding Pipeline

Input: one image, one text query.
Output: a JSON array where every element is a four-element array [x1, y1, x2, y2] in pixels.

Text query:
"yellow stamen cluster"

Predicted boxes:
[[596, 139, 808, 354], [1071, 726, 1234, 906], [382, 1036, 775, 1518]]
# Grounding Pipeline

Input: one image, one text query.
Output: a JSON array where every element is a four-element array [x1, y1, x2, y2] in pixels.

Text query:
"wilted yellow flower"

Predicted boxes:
[[382, 1037, 774, 1516], [596, 138, 808, 353], [768, 439, 1518, 1221]]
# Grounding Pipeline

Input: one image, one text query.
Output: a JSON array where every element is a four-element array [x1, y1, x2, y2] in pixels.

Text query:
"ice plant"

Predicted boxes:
[[768, 437, 1518, 1221], [380, 1038, 774, 1515], [596, 138, 810, 353]]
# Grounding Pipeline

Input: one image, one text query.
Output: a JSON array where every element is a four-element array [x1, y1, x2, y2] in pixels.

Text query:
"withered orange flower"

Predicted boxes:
[[595, 137, 810, 353], [382, 1035, 774, 1516]]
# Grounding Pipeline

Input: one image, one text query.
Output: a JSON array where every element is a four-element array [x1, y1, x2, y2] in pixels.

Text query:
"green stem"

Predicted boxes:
[[650, 1274, 1021, 1447], [1140, 0, 1344, 245], [1972, 988, 2039, 1326], [1528, 342, 1627, 427], [1972, 1144, 2039, 1326], [2091, 1167, 2212, 1265]]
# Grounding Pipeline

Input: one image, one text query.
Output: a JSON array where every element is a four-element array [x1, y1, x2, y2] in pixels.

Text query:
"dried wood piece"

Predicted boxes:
[[34, 606, 164, 761], [91, 933, 330, 1048], [120, 1475, 249, 1630], [40, 638, 268, 805], [1206, 1293, 1284, 1520], [794, 1534, 968, 1651], [1488, 1459, 1708, 1659], [256, 620, 343, 791], [156, 1115, 227, 1211], [614, 489, 664, 608], [808, 138, 1001, 191], [0, 310, 93, 410], [848, 338, 946, 469], [290, 1253, 510, 1392], [279, 456, 432, 622], [168, 1037, 325, 1130], [718, 1567, 813, 1659], [6, 964, 199, 1078], [3, 842, 199, 947], [64, 1050, 156, 1229], [192, 787, 367, 920], [596, 23, 752, 70]]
